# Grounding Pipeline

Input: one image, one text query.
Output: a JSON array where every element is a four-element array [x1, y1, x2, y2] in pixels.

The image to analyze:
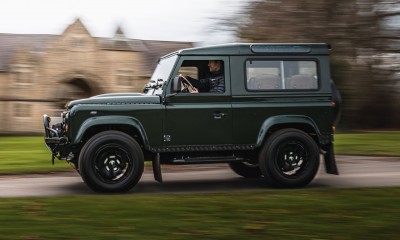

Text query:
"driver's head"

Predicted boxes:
[[208, 60, 221, 73]]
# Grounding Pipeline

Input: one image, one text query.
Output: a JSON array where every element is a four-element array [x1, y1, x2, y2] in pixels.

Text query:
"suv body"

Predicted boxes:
[[43, 43, 340, 192]]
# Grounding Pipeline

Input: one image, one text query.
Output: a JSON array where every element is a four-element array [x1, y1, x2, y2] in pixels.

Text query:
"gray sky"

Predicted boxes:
[[0, 0, 246, 44]]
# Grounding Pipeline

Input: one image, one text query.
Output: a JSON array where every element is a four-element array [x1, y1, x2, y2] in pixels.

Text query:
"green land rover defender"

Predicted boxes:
[[43, 43, 341, 193]]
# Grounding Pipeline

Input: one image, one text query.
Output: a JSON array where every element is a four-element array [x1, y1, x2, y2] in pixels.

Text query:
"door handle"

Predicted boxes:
[[213, 112, 227, 120]]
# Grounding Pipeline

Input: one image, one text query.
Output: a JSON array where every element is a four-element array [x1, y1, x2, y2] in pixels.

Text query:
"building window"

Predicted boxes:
[[14, 65, 32, 85], [116, 70, 134, 86], [14, 103, 32, 118]]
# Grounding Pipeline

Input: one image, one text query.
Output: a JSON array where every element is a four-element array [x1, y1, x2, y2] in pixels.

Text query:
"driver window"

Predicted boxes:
[[175, 59, 225, 94]]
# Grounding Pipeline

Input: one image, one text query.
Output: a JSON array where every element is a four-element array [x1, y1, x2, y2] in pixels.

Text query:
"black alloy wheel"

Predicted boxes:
[[79, 131, 144, 193], [93, 144, 133, 184], [259, 128, 320, 188]]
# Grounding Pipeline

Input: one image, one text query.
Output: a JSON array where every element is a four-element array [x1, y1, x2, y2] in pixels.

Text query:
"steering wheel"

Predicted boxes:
[[179, 76, 198, 93]]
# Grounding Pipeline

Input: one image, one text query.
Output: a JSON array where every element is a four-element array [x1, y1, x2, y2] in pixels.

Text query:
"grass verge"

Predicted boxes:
[[0, 188, 399, 239], [335, 131, 400, 156], [0, 136, 71, 175]]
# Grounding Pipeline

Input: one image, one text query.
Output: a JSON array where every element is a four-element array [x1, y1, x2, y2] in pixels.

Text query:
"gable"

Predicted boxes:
[[56, 19, 98, 50]]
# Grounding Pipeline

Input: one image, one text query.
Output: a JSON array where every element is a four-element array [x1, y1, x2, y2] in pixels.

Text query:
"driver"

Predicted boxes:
[[179, 60, 225, 93]]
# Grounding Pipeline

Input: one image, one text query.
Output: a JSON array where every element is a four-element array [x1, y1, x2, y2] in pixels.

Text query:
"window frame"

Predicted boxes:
[[244, 58, 320, 92], [170, 57, 229, 95], [13, 64, 33, 85], [13, 102, 32, 118]]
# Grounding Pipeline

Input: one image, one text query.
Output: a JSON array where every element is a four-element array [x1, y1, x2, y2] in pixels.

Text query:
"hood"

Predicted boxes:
[[67, 93, 161, 109]]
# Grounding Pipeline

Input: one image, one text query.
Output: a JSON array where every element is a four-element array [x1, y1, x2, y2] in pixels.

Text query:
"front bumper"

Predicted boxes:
[[43, 114, 68, 163]]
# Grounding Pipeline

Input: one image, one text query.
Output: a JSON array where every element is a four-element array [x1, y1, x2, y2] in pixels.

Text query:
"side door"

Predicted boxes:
[[163, 56, 232, 147]]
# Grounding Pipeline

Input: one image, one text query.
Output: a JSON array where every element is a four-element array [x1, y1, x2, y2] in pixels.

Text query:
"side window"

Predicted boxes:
[[176, 60, 225, 93], [247, 61, 281, 90], [246, 60, 318, 91], [285, 61, 318, 90]]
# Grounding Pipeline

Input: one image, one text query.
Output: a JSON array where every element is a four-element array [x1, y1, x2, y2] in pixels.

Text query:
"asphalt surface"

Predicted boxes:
[[0, 155, 400, 197]]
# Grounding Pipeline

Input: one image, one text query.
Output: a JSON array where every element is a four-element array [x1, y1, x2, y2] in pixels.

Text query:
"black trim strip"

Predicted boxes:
[[150, 144, 256, 153]]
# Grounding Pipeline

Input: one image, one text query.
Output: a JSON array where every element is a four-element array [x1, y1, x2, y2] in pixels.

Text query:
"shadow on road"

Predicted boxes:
[[55, 164, 345, 195], [130, 177, 268, 194], [59, 175, 269, 195]]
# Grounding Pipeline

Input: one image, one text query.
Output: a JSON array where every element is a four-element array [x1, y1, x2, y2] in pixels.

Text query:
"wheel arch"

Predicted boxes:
[[73, 116, 149, 149], [256, 115, 320, 148]]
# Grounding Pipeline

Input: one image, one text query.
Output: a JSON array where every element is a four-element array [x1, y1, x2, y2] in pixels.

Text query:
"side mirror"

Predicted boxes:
[[172, 76, 182, 92], [157, 78, 164, 87]]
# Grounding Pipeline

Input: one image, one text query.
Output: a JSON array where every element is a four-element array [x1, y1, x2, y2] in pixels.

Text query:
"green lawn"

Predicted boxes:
[[335, 131, 400, 156], [0, 136, 71, 175], [0, 132, 399, 175], [0, 188, 399, 239]]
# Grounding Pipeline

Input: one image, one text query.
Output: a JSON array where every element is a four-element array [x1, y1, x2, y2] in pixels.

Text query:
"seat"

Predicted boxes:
[[286, 74, 318, 89], [248, 74, 281, 90]]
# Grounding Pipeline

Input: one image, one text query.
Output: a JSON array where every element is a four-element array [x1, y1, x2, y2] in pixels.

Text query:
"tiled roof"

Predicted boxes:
[[0, 33, 193, 73], [0, 33, 53, 71], [98, 37, 149, 52]]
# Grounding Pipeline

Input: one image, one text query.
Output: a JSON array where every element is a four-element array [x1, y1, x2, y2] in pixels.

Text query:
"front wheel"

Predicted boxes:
[[259, 129, 320, 188], [79, 131, 144, 193]]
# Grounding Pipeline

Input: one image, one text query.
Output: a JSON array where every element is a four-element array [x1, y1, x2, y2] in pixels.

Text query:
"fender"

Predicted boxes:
[[256, 115, 320, 147], [73, 115, 149, 147]]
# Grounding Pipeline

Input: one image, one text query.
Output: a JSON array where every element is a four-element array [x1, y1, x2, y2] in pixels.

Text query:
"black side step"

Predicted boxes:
[[171, 156, 244, 164]]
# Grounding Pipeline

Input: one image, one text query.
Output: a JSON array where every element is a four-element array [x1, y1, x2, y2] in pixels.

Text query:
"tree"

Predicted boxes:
[[229, 0, 400, 129]]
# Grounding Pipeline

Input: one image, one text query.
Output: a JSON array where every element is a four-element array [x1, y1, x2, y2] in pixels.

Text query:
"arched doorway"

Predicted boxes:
[[55, 74, 103, 109], [67, 77, 93, 98]]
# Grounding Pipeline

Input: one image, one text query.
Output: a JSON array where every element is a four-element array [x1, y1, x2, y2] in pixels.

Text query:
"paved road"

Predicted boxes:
[[1, 155, 400, 197]]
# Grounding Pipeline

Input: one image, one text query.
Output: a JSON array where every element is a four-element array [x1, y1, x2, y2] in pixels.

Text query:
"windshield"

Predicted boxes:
[[145, 54, 178, 95]]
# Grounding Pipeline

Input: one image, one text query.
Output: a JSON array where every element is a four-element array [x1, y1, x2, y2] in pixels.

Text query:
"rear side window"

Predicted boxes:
[[246, 60, 318, 91]]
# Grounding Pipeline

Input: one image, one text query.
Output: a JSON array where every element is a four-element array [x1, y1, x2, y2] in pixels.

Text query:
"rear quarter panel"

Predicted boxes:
[[230, 55, 334, 145]]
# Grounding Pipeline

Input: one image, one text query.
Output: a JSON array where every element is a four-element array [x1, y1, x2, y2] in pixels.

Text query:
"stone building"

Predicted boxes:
[[0, 19, 192, 134]]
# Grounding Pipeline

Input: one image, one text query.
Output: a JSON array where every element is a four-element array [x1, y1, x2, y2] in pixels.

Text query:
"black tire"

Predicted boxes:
[[259, 129, 320, 188], [79, 130, 144, 193], [228, 161, 262, 178]]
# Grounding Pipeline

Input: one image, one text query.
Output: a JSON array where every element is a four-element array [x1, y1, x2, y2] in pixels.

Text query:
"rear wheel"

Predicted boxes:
[[79, 130, 144, 193], [259, 129, 320, 188]]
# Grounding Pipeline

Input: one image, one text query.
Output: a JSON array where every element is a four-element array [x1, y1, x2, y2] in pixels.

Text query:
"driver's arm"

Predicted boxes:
[[185, 76, 210, 92]]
